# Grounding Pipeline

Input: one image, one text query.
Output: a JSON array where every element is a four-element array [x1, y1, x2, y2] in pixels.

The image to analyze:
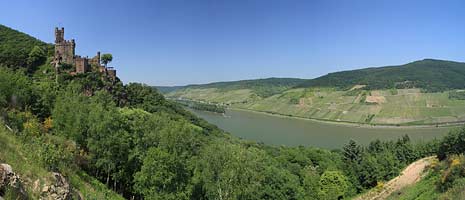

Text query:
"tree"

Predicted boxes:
[[194, 141, 265, 200], [100, 53, 113, 67], [318, 170, 349, 200], [134, 147, 191, 200], [302, 166, 320, 200], [438, 127, 465, 160], [27, 46, 46, 72], [343, 139, 363, 163]]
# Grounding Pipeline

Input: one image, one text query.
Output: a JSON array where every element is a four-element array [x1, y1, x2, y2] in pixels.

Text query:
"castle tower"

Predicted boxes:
[[55, 27, 64, 43], [54, 27, 76, 64]]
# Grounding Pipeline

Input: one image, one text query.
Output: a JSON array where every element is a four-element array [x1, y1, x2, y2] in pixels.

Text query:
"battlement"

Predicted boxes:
[[53, 27, 117, 81], [54, 27, 64, 43]]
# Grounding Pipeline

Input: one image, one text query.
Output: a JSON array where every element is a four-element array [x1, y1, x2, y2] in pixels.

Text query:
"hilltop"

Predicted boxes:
[[167, 59, 465, 126], [0, 25, 53, 70], [158, 77, 306, 97], [296, 59, 465, 92]]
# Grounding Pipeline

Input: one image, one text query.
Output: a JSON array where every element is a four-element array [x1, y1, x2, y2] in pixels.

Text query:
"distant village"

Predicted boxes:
[[52, 27, 116, 80]]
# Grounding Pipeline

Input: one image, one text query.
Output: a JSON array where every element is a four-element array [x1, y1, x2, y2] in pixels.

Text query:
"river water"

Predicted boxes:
[[191, 109, 451, 149]]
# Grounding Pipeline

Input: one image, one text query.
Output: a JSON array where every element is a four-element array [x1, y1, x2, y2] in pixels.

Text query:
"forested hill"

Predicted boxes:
[[0, 24, 53, 69], [296, 59, 465, 92], [155, 85, 186, 93], [165, 77, 307, 97]]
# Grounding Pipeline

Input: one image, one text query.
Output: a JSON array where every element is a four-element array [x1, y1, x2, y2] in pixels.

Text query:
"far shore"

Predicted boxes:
[[228, 107, 462, 129], [169, 97, 464, 129]]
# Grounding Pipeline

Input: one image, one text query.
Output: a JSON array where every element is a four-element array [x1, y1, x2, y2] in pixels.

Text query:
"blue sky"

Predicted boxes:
[[1, 0, 464, 86]]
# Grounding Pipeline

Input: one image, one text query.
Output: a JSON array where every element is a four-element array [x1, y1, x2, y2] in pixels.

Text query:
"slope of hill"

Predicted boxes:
[[184, 77, 307, 97], [297, 59, 465, 92], [0, 25, 53, 69], [0, 125, 125, 199], [155, 85, 186, 94], [167, 60, 465, 126]]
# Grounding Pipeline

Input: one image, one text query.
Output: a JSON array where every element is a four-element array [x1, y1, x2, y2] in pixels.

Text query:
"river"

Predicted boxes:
[[190, 109, 451, 149]]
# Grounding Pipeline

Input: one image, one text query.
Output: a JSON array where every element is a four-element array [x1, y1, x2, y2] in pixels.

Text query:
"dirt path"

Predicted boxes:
[[353, 156, 436, 200]]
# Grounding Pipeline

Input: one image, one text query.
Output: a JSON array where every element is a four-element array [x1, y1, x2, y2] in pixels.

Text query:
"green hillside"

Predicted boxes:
[[155, 85, 186, 93], [168, 59, 465, 126], [0, 25, 53, 70], [183, 77, 306, 97], [296, 59, 465, 92], [0, 125, 125, 199]]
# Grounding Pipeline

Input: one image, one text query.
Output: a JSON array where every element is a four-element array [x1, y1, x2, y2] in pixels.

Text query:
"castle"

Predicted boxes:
[[53, 27, 116, 80]]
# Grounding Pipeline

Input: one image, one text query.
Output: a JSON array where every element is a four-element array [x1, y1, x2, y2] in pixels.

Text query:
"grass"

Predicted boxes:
[[0, 125, 124, 200], [168, 87, 465, 126]]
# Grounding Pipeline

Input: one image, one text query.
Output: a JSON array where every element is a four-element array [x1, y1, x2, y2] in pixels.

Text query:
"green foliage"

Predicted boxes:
[[318, 170, 349, 200], [343, 139, 363, 163], [35, 135, 76, 172], [437, 127, 465, 160], [448, 90, 465, 100], [184, 77, 306, 98], [154, 85, 185, 93], [289, 96, 300, 104], [27, 45, 46, 72], [134, 147, 191, 200], [0, 24, 52, 69], [342, 137, 424, 191], [0, 123, 123, 199], [437, 154, 465, 192], [297, 59, 465, 92], [387, 153, 465, 200], [100, 53, 113, 66], [365, 114, 375, 123], [0, 68, 34, 109], [302, 166, 320, 200], [177, 99, 226, 113]]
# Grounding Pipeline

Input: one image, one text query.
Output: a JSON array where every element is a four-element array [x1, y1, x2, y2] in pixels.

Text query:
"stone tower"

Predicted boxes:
[[54, 27, 76, 64]]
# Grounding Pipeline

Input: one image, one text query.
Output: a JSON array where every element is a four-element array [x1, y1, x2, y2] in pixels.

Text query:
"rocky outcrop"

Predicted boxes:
[[0, 163, 27, 199], [40, 172, 71, 200], [0, 164, 72, 200]]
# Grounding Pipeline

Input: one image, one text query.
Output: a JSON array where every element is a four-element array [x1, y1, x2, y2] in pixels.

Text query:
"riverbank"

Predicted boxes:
[[229, 107, 462, 129]]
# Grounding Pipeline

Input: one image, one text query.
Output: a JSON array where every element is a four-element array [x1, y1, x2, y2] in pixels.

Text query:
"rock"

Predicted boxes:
[[33, 179, 40, 192], [0, 163, 27, 199], [42, 185, 50, 193], [0, 164, 12, 174], [40, 172, 71, 200]]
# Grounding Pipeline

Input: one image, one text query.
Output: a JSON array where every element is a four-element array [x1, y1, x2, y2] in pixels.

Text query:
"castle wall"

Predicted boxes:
[[89, 52, 101, 66], [74, 56, 89, 73], [55, 41, 75, 64]]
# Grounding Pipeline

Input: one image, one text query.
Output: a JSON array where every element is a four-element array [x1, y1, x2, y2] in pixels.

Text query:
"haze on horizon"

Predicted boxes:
[[1, 0, 464, 86]]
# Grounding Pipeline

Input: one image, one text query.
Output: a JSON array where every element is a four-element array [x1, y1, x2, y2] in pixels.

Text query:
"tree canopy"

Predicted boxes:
[[101, 53, 113, 67]]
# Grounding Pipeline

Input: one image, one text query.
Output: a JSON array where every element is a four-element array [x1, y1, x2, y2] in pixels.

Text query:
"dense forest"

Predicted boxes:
[[2, 25, 465, 199], [0, 25, 53, 71], [296, 59, 465, 92]]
